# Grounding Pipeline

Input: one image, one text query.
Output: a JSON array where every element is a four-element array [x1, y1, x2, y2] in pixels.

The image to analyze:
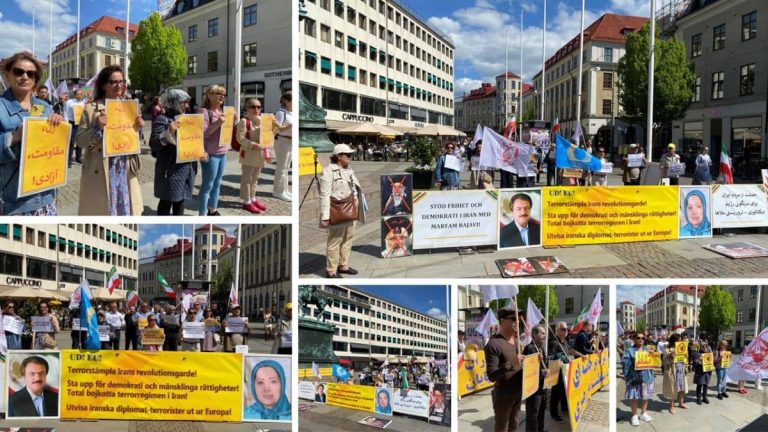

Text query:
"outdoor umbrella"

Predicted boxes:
[[0, 286, 69, 300], [336, 122, 403, 136], [91, 287, 127, 301], [411, 124, 467, 137]]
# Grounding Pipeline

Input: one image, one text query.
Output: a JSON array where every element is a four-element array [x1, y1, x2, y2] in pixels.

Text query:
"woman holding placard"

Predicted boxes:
[[662, 333, 688, 413], [272, 91, 293, 202], [236, 97, 269, 213], [201, 307, 220, 352], [622, 332, 655, 426], [181, 309, 201, 352], [222, 304, 249, 352], [714, 340, 730, 399], [0, 51, 65, 215], [149, 89, 206, 215], [196, 85, 234, 216], [691, 339, 713, 404], [76, 64, 144, 215], [32, 301, 60, 350], [141, 314, 164, 352]]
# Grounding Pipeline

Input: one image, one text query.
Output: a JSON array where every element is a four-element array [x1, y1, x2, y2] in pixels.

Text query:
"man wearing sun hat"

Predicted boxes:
[[660, 143, 682, 185], [272, 303, 293, 355]]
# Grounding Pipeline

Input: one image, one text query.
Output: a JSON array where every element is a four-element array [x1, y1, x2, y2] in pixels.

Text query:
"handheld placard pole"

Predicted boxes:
[[299, 153, 320, 210]]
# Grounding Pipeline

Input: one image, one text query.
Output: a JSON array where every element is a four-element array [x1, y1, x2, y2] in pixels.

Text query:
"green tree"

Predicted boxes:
[[699, 285, 736, 343], [210, 260, 233, 302], [617, 23, 695, 134], [636, 319, 647, 334], [129, 12, 187, 96], [487, 286, 558, 320], [520, 101, 536, 124]]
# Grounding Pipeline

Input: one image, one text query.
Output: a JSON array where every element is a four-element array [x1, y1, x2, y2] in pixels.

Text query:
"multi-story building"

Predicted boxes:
[[457, 285, 484, 331], [722, 285, 767, 348], [667, 0, 766, 181], [455, 73, 523, 135], [304, 285, 448, 368], [0, 224, 138, 296], [235, 224, 291, 318], [192, 224, 231, 280], [644, 285, 706, 329], [138, 257, 156, 300], [299, 0, 455, 135], [51, 16, 138, 83], [619, 300, 637, 331], [554, 285, 609, 328], [164, 0, 292, 111], [530, 13, 648, 154], [495, 72, 522, 131]]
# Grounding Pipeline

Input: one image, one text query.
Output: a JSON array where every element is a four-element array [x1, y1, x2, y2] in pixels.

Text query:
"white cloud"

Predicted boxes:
[[427, 0, 623, 96], [610, 0, 651, 17], [0, 0, 77, 60], [427, 307, 447, 321], [139, 233, 179, 258]]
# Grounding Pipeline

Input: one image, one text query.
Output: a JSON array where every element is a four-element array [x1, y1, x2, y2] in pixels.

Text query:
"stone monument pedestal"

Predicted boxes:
[[298, 317, 337, 368]]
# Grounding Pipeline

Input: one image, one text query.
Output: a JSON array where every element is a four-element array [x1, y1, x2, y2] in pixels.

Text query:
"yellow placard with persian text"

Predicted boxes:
[[175, 114, 205, 163], [326, 383, 375, 413], [635, 350, 662, 370], [73, 103, 85, 126], [140, 328, 165, 346], [260, 113, 275, 148], [458, 350, 494, 397], [60, 350, 242, 421], [567, 350, 609, 432], [19, 118, 70, 197], [522, 354, 540, 400], [299, 147, 323, 176], [218, 106, 236, 146], [104, 99, 140, 157], [542, 186, 679, 246]]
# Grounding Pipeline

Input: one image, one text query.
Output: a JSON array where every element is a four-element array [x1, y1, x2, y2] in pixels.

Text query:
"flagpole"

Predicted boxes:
[[647, 0, 656, 161], [663, 285, 667, 328], [234, 0, 243, 112], [76, 0, 81, 78], [519, 8, 524, 140], [235, 224, 242, 309], [180, 224, 184, 282], [575, 0, 585, 144], [191, 224, 196, 279], [32, 8, 36, 59], [693, 285, 698, 340], [540, 0, 547, 120], [125, 0, 130, 84], [49, 0, 53, 86], [207, 225, 213, 282], [505, 27, 509, 134], [544, 286, 549, 357]]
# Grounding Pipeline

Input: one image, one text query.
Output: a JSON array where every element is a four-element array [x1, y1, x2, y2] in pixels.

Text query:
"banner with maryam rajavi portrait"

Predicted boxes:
[[243, 354, 292, 423], [542, 186, 678, 246]]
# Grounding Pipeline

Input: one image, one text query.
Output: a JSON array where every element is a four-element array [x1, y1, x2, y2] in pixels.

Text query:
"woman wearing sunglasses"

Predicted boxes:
[[235, 98, 270, 213], [622, 332, 655, 426], [196, 85, 234, 216], [0, 51, 65, 215], [76, 64, 144, 215]]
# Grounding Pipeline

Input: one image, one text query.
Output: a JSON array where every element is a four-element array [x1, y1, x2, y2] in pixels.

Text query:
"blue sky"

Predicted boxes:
[[0, 0, 156, 61], [351, 285, 450, 321], [139, 223, 237, 259], [616, 284, 665, 308], [403, 0, 650, 95]]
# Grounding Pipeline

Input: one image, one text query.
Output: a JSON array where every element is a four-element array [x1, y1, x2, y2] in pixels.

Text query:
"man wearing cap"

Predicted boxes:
[[319, 144, 363, 278], [622, 144, 647, 186], [660, 143, 682, 185], [484, 307, 525, 432], [272, 303, 292, 354]]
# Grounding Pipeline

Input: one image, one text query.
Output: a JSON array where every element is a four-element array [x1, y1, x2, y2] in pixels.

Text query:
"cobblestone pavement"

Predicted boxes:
[[56, 123, 292, 216], [458, 385, 609, 431], [299, 160, 768, 279], [299, 402, 449, 431], [616, 369, 765, 430]]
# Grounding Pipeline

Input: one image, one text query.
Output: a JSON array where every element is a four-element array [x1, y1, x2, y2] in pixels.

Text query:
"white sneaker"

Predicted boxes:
[[630, 415, 640, 426], [640, 412, 653, 422], [273, 193, 292, 202]]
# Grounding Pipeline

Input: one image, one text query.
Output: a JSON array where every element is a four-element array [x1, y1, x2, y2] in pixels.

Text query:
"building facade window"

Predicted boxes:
[[711, 71, 724, 100], [207, 51, 218, 72], [208, 18, 219, 37], [244, 4, 257, 26], [603, 72, 612, 89], [187, 55, 197, 75], [602, 99, 612, 115], [740, 63, 755, 96], [713, 24, 725, 51], [243, 43, 257, 67], [693, 76, 701, 102], [304, 18, 316, 37], [304, 51, 317, 71], [742, 11, 757, 41], [691, 33, 701, 57], [188, 25, 198, 42], [322, 88, 356, 112], [320, 24, 330, 43]]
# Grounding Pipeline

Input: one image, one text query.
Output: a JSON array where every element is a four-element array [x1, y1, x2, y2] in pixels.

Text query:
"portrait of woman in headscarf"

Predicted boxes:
[[244, 358, 292, 421], [679, 188, 712, 238], [374, 387, 393, 415]]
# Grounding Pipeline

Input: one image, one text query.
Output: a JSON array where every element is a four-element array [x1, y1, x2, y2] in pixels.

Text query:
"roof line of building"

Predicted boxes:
[[339, 285, 448, 324]]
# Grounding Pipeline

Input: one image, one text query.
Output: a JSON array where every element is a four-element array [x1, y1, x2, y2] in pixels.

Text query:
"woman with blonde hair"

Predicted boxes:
[[236, 97, 268, 213], [76, 64, 143, 215], [196, 84, 235, 216]]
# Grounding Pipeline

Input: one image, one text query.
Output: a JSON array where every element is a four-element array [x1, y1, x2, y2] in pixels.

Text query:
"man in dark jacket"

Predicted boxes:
[[124, 306, 138, 350], [8, 356, 58, 417], [484, 307, 525, 432], [574, 320, 595, 356], [523, 325, 551, 432]]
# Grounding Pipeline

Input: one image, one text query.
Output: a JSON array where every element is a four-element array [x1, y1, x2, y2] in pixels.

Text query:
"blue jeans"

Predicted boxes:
[[199, 154, 227, 215], [716, 367, 726, 393], [5, 332, 20, 350]]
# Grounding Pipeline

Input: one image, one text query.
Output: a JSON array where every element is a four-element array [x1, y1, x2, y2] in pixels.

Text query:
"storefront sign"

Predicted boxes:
[[413, 190, 498, 249], [5, 277, 42, 287], [341, 113, 374, 123]]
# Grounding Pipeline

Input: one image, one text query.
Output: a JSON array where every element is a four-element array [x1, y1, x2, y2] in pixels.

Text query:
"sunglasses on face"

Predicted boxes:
[[12, 67, 39, 80], [636, 336, 645, 340], [248, 104, 262, 109], [108, 79, 126, 86]]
